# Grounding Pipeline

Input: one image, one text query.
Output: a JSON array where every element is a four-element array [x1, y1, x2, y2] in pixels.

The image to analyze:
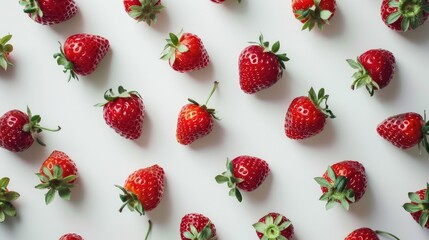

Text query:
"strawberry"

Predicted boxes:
[[253, 212, 294, 240], [19, 0, 77, 25], [35, 150, 78, 205], [0, 107, 61, 152], [215, 155, 270, 202], [284, 87, 335, 140], [59, 233, 83, 240], [0, 177, 20, 223], [381, 0, 429, 32], [123, 0, 164, 25], [180, 213, 217, 240], [54, 34, 110, 81], [116, 164, 165, 215], [403, 183, 429, 228], [176, 81, 219, 145], [161, 30, 210, 73], [95, 86, 145, 140], [238, 34, 289, 94], [347, 49, 395, 96], [292, 0, 336, 30], [345, 227, 400, 240], [0, 34, 13, 71], [376, 112, 429, 153], [315, 160, 367, 210], [210, 0, 241, 3]]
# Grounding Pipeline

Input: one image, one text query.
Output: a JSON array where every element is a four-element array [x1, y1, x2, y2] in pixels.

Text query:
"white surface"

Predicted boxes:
[[1, 0, 429, 239]]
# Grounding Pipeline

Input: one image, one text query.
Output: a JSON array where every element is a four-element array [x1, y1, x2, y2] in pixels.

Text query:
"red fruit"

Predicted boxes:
[[161, 30, 210, 73], [180, 213, 217, 240], [210, 0, 241, 3], [253, 212, 294, 240], [0, 177, 20, 223], [315, 160, 367, 210], [59, 233, 83, 240], [376, 112, 429, 153], [96, 86, 145, 140], [0, 107, 61, 152], [238, 34, 289, 94], [116, 164, 165, 215], [0, 34, 13, 70], [35, 150, 78, 205], [347, 49, 395, 96], [176, 81, 219, 145], [403, 183, 429, 228], [215, 155, 270, 202], [284, 87, 335, 140], [292, 0, 336, 30], [20, 0, 77, 25], [54, 34, 110, 81], [345, 227, 400, 240], [381, 0, 429, 31], [123, 0, 164, 25]]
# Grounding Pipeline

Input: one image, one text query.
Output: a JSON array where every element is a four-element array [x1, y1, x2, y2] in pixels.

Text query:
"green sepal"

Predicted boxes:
[[186, 81, 220, 120], [252, 214, 291, 240], [35, 165, 76, 205], [249, 34, 289, 70], [346, 57, 381, 96], [128, 0, 165, 26], [403, 183, 429, 227], [19, 0, 43, 20], [115, 185, 145, 216], [53, 42, 78, 82], [0, 34, 13, 70], [183, 222, 217, 240], [294, 0, 333, 31], [215, 158, 244, 202], [420, 111, 429, 154], [0, 177, 20, 223], [307, 87, 335, 118], [160, 29, 188, 66], [94, 86, 142, 107], [386, 0, 429, 31]]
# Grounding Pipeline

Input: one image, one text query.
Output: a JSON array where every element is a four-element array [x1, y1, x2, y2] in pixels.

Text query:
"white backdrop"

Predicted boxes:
[[1, 0, 429, 239]]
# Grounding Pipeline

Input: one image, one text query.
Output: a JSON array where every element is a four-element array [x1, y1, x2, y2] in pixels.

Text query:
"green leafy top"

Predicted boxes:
[[0, 177, 20, 223], [308, 87, 336, 118], [128, 0, 165, 26], [160, 30, 189, 66], [53, 42, 78, 82], [403, 183, 429, 227], [19, 0, 43, 20], [294, 0, 333, 31], [35, 165, 77, 205], [115, 185, 145, 215], [187, 81, 220, 120], [249, 34, 289, 70], [23, 106, 61, 147], [386, 0, 429, 31], [420, 111, 429, 154], [183, 222, 217, 240], [253, 214, 292, 240], [0, 34, 13, 70], [215, 159, 244, 202], [346, 58, 380, 96], [94, 86, 142, 107]]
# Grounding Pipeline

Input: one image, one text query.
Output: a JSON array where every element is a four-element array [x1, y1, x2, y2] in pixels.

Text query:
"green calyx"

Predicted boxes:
[[308, 87, 336, 118], [94, 86, 141, 107], [249, 34, 289, 70], [128, 0, 165, 25], [387, 0, 429, 31], [374, 230, 401, 240], [19, 0, 43, 20], [23, 106, 61, 147], [0, 34, 13, 70], [53, 42, 78, 82], [0, 177, 20, 223], [419, 111, 429, 154], [253, 215, 292, 240], [160, 30, 189, 66], [183, 222, 217, 240], [188, 81, 219, 120], [315, 166, 355, 210], [403, 183, 429, 227], [35, 165, 76, 205], [346, 58, 380, 96], [295, 0, 333, 31], [115, 185, 145, 215], [215, 158, 244, 202]]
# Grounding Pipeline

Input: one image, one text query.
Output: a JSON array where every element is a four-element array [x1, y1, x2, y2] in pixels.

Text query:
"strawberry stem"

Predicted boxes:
[[205, 81, 219, 106], [375, 230, 400, 240], [145, 220, 152, 240]]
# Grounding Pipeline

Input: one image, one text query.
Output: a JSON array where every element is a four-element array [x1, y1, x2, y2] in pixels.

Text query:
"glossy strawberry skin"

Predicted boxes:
[[59, 233, 83, 240], [25, 0, 77, 25], [180, 213, 217, 240], [0, 110, 33, 152], [345, 228, 379, 240], [376, 112, 424, 149], [63, 34, 110, 76], [232, 156, 270, 191], [255, 212, 294, 240], [359, 49, 395, 89], [381, 0, 429, 31], [103, 94, 144, 140], [211, 0, 225, 2], [124, 165, 165, 212], [39, 150, 78, 184], [238, 45, 283, 94], [176, 103, 213, 145], [292, 0, 336, 22], [172, 33, 210, 72]]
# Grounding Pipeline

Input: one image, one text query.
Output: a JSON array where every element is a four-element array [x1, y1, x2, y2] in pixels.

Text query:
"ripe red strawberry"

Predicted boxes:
[[345, 227, 400, 240], [292, 0, 336, 30], [0, 107, 61, 152], [347, 49, 395, 96], [176, 81, 219, 145], [35, 150, 78, 205], [0, 177, 20, 223], [59, 233, 83, 240], [403, 183, 429, 228], [180, 213, 217, 240], [284, 87, 335, 140], [0, 34, 13, 70], [215, 155, 270, 202], [123, 0, 164, 25], [95, 86, 145, 140], [315, 160, 367, 210], [381, 0, 429, 31], [161, 30, 210, 73], [376, 112, 429, 153], [210, 0, 241, 3], [116, 164, 165, 215], [238, 34, 289, 94], [253, 212, 294, 240], [19, 0, 77, 25], [54, 34, 110, 81]]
